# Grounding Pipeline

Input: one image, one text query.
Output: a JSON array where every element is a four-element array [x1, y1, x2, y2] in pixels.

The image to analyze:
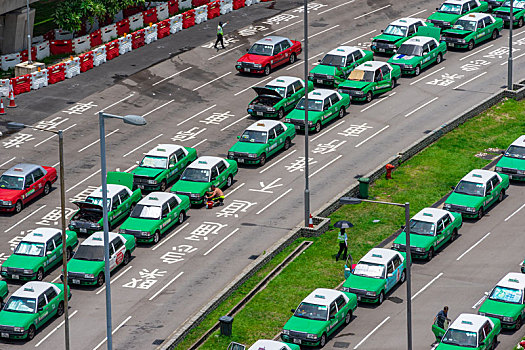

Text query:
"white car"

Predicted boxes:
[[434, 313, 501, 349], [228, 339, 301, 350]]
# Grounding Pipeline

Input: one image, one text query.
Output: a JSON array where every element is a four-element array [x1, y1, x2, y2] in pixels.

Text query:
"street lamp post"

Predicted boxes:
[[98, 112, 146, 350], [340, 197, 412, 350], [26, 0, 32, 64], [7, 122, 69, 349], [303, 0, 310, 227], [508, 0, 514, 89]]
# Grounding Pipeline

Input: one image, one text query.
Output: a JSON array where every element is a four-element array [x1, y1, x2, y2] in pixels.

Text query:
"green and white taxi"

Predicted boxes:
[[493, 0, 525, 27], [443, 169, 509, 219], [371, 18, 427, 55], [342, 248, 406, 304], [427, 0, 490, 29], [170, 156, 238, 205], [228, 120, 296, 166], [228, 340, 301, 350], [308, 46, 373, 87], [433, 313, 501, 349], [478, 272, 525, 329], [284, 89, 350, 133], [442, 13, 503, 50], [131, 144, 197, 191], [66, 231, 135, 287], [338, 61, 401, 102], [247, 76, 313, 119], [281, 288, 357, 348], [69, 172, 142, 234], [1, 228, 78, 281], [495, 135, 525, 181], [522, 259, 525, 273], [119, 192, 189, 244], [0, 281, 71, 340], [393, 208, 462, 261], [0, 282, 7, 307]]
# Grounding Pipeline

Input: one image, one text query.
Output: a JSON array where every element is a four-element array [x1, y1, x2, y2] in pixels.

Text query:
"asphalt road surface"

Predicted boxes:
[[0, 0, 524, 349]]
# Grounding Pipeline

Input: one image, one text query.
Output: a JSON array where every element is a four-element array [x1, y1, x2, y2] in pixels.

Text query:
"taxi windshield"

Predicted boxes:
[[140, 155, 168, 169], [503, 0, 525, 9], [4, 296, 36, 314], [295, 98, 323, 112], [320, 54, 346, 67], [397, 44, 423, 56], [265, 85, 286, 97], [181, 168, 210, 182], [130, 204, 162, 220], [348, 69, 375, 82], [14, 242, 45, 257], [294, 302, 328, 321], [85, 196, 111, 208], [489, 286, 523, 304], [453, 20, 477, 31], [438, 3, 462, 14], [454, 180, 485, 196], [504, 145, 525, 159], [410, 219, 435, 236], [441, 328, 477, 347], [353, 262, 385, 279], [248, 43, 273, 56], [384, 24, 408, 36], [73, 245, 104, 261], [0, 175, 24, 190], [240, 130, 267, 144]]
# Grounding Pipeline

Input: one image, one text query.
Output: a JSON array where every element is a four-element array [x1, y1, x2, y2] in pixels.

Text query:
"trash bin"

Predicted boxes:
[[358, 177, 369, 199], [219, 315, 234, 336]]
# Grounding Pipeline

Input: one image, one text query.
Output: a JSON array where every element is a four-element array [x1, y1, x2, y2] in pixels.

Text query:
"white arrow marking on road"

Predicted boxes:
[[353, 316, 390, 349], [249, 178, 284, 193]]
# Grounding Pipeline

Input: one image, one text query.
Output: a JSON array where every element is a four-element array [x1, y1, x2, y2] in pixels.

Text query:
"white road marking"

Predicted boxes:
[[234, 76, 273, 96], [93, 315, 132, 350], [407, 9, 427, 17], [453, 71, 487, 90], [5, 205, 47, 232], [360, 92, 396, 113], [192, 72, 232, 91], [459, 44, 494, 61], [472, 295, 487, 309], [34, 123, 77, 148], [259, 149, 297, 174], [122, 134, 163, 157], [304, 25, 340, 41], [52, 161, 60, 168], [412, 273, 443, 300], [208, 44, 243, 61], [265, 20, 302, 36], [225, 182, 245, 198], [143, 100, 174, 117], [354, 5, 391, 20], [355, 125, 390, 148], [152, 66, 192, 86], [203, 228, 240, 256], [318, 0, 355, 15], [220, 115, 250, 131], [96, 265, 134, 295], [405, 97, 439, 118], [148, 271, 184, 301], [78, 129, 119, 153], [35, 310, 78, 347], [94, 93, 135, 115], [66, 169, 101, 193], [0, 156, 16, 168], [311, 120, 345, 142], [456, 232, 491, 261], [410, 66, 445, 86], [286, 51, 325, 70], [124, 164, 138, 173], [51, 275, 61, 283], [256, 188, 293, 215], [505, 202, 525, 222], [515, 28, 525, 37], [353, 316, 390, 349], [341, 30, 377, 45], [151, 223, 190, 251], [191, 138, 207, 148], [501, 52, 525, 65], [177, 104, 216, 126], [309, 155, 343, 178]]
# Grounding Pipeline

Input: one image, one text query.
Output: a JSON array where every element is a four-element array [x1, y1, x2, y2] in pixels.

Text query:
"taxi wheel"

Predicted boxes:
[[400, 270, 406, 283], [96, 273, 105, 287], [314, 122, 321, 133], [491, 30, 498, 40], [519, 17, 524, 28], [491, 336, 497, 350], [260, 153, 267, 166], [36, 268, 44, 281], [289, 53, 296, 64], [427, 248, 434, 261], [284, 138, 291, 150], [66, 247, 72, 260], [43, 182, 51, 196], [27, 325, 36, 341], [436, 53, 442, 65], [414, 66, 421, 76], [319, 333, 327, 348], [178, 211, 186, 224], [338, 107, 345, 119], [153, 231, 160, 244], [378, 291, 384, 305], [516, 317, 523, 330], [57, 301, 64, 317], [227, 175, 233, 188], [365, 91, 373, 102], [498, 190, 505, 202], [451, 228, 458, 242], [278, 108, 284, 119], [344, 310, 353, 325], [467, 40, 475, 51], [477, 207, 484, 219], [160, 180, 167, 192], [390, 78, 396, 89], [123, 252, 131, 265], [264, 65, 271, 76], [14, 200, 23, 214]]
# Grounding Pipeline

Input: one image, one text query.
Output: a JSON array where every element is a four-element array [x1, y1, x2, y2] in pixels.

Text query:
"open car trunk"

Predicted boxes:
[[252, 95, 282, 107], [71, 201, 103, 224]]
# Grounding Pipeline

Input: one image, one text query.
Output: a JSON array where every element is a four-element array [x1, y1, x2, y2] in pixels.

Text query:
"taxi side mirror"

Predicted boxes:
[[162, 214, 167, 219], [38, 306, 44, 312], [291, 309, 295, 313], [500, 150, 505, 154], [381, 29, 384, 33], [387, 273, 393, 278], [318, 59, 321, 62], [246, 48, 249, 52], [436, 7, 439, 10], [400, 225, 405, 229], [46, 251, 53, 256], [330, 315, 335, 320], [450, 186, 455, 190], [237, 135, 240, 139]]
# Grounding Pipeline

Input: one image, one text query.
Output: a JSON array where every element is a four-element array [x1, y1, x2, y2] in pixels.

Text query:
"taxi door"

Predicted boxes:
[[167, 153, 178, 183], [22, 173, 39, 203], [31, 169, 47, 197], [327, 301, 340, 335], [267, 128, 280, 156], [421, 43, 433, 68], [160, 202, 172, 234], [49, 234, 63, 270], [475, 19, 487, 43], [112, 238, 127, 267], [211, 166, 222, 188], [375, 68, 390, 93], [44, 287, 59, 319], [483, 181, 494, 208], [488, 176, 501, 206], [44, 239, 58, 271], [109, 242, 118, 271], [385, 261, 397, 292], [321, 97, 333, 124], [272, 43, 285, 68], [36, 293, 49, 328]]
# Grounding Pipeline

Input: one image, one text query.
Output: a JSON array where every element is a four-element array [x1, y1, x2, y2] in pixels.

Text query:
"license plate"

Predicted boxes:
[[72, 279, 80, 284], [80, 228, 87, 233], [12, 274, 19, 279], [378, 48, 385, 52], [447, 43, 454, 47], [317, 79, 323, 83], [1, 333, 8, 338], [244, 68, 250, 72], [295, 125, 300, 130], [510, 175, 514, 179], [357, 296, 362, 301], [238, 159, 244, 163], [256, 111, 263, 116], [138, 185, 144, 189], [293, 339, 302, 344]]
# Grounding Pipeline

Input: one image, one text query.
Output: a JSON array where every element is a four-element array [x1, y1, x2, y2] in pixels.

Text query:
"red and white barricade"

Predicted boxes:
[[73, 35, 91, 54], [131, 29, 146, 49], [47, 63, 66, 84], [101, 23, 118, 43], [90, 30, 103, 47], [54, 29, 74, 40], [123, 6, 144, 18], [85, 18, 100, 33], [0, 80, 12, 97], [10, 74, 32, 94], [129, 13, 144, 31], [145, 24, 158, 44], [233, 0, 245, 10], [179, 0, 193, 10], [32, 35, 44, 44], [195, 5, 208, 24], [31, 69, 48, 89], [182, 10, 196, 28], [50, 40, 73, 56], [208, 0, 221, 19], [220, 0, 233, 14], [93, 46, 107, 66], [168, 0, 179, 15], [1, 53, 22, 71], [118, 34, 133, 55], [20, 49, 37, 63], [114, 10, 124, 22], [34, 41, 50, 61], [65, 57, 81, 78], [156, 3, 169, 20], [43, 30, 55, 41], [245, 0, 259, 5], [116, 18, 130, 37], [142, 8, 158, 26], [105, 40, 119, 60], [79, 51, 94, 72], [157, 19, 171, 39], [169, 14, 183, 33]]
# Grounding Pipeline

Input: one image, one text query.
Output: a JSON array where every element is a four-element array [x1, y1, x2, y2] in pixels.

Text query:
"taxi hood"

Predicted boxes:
[[394, 231, 435, 250], [171, 181, 211, 196], [0, 188, 22, 202], [68, 258, 103, 275], [427, 12, 460, 23], [237, 53, 269, 65], [341, 80, 372, 90], [310, 64, 338, 76], [131, 167, 164, 179], [478, 298, 523, 318], [73, 201, 103, 211], [287, 108, 322, 122], [252, 87, 283, 99], [229, 141, 267, 154], [0, 310, 36, 328], [3, 254, 42, 271], [343, 273, 385, 292], [374, 33, 404, 42], [283, 316, 327, 335], [120, 217, 159, 233], [445, 192, 484, 208], [496, 156, 525, 170]]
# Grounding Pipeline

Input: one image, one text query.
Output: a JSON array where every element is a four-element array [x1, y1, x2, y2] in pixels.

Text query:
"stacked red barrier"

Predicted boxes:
[[90, 30, 102, 48], [233, 0, 245, 10], [20, 48, 37, 62], [157, 19, 171, 39], [207, 0, 220, 18], [48, 63, 66, 84], [43, 30, 55, 41], [105, 40, 119, 60], [79, 52, 94, 72], [10, 75, 31, 95], [116, 19, 130, 36], [168, 0, 179, 15], [192, 0, 209, 6], [131, 30, 145, 49], [50, 40, 73, 56], [182, 10, 195, 29], [142, 8, 158, 26]]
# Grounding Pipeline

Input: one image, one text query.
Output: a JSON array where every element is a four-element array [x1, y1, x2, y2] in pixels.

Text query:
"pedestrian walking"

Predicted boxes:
[[335, 228, 348, 261], [214, 21, 228, 51]]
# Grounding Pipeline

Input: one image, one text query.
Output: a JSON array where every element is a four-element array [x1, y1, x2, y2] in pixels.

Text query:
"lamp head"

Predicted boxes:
[[123, 115, 146, 126]]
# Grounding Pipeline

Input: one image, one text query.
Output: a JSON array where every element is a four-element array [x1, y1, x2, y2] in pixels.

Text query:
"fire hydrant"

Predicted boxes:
[[385, 163, 395, 179]]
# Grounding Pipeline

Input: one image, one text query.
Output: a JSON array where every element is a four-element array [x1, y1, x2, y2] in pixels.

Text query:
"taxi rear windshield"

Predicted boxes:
[[504, 145, 525, 159], [348, 69, 374, 82], [384, 24, 408, 37], [454, 180, 484, 196], [73, 245, 104, 261], [240, 130, 267, 144], [140, 155, 168, 169], [353, 262, 385, 279], [438, 3, 462, 14], [248, 43, 273, 56], [4, 296, 36, 314], [409, 219, 435, 236], [397, 44, 423, 56], [320, 54, 345, 67], [489, 286, 523, 304], [14, 242, 45, 257], [441, 329, 477, 347], [294, 302, 328, 321], [453, 20, 477, 31], [0, 175, 24, 190], [295, 98, 323, 111], [181, 168, 210, 182], [131, 204, 162, 220]]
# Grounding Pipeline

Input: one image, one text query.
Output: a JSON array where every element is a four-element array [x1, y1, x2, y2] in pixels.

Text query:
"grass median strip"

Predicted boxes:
[[174, 98, 525, 349]]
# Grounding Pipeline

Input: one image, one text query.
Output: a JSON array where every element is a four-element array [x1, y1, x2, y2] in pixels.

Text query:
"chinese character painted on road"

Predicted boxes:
[[216, 200, 257, 218], [426, 73, 464, 86], [312, 140, 346, 155], [285, 157, 317, 173], [483, 47, 519, 59], [238, 25, 268, 37], [249, 178, 284, 194], [293, 3, 328, 13], [460, 59, 491, 72], [122, 268, 167, 289], [0, 253, 10, 261], [62, 101, 98, 115], [35, 207, 76, 226], [262, 14, 299, 26], [171, 127, 206, 143], [338, 123, 373, 137], [2, 133, 35, 149], [199, 111, 234, 125], [514, 37, 525, 46], [69, 186, 98, 203], [34, 117, 69, 131], [160, 245, 198, 264], [185, 222, 228, 241]]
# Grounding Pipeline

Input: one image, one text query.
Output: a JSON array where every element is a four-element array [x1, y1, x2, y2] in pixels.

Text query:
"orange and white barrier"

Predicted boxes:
[[145, 24, 158, 44], [220, 0, 233, 14], [73, 35, 91, 55], [101, 23, 118, 43], [30, 69, 48, 89], [129, 13, 144, 31], [1, 53, 21, 71], [169, 14, 183, 33], [65, 57, 81, 78], [118, 34, 133, 55], [195, 5, 208, 24], [93, 46, 107, 66]]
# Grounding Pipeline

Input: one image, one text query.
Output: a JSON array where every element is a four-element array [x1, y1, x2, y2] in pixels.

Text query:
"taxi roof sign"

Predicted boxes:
[[399, 19, 407, 22], [472, 174, 482, 178], [372, 253, 383, 258], [148, 196, 159, 200], [24, 286, 34, 292], [364, 63, 373, 67], [509, 278, 520, 283], [336, 48, 345, 51], [314, 294, 326, 299], [276, 79, 285, 82], [461, 320, 473, 325], [14, 168, 23, 171], [423, 213, 433, 217], [256, 123, 265, 127], [33, 233, 43, 236], [156, 148, 166, 152], [198, 160, 207, 164], [93, 237, 103, 241], [313, 92, 321, 95]]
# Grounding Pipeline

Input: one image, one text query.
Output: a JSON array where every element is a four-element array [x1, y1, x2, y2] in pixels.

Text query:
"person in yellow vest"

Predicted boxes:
[[214, 21, 229, 51], [335, 228, 348, 261]]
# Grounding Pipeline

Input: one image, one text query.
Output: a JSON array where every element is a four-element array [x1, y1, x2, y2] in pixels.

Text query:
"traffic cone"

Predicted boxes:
[[7, 89, 16, 108], [0, 99, 5, 115], [308, 214, 314, 228]]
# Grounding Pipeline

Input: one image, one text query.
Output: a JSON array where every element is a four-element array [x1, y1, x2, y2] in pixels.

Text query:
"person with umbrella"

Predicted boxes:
[[334, 220, 353, 261]]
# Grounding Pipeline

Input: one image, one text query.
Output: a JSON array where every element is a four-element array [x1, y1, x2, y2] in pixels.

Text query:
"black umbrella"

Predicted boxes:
[[334, 220, 354, 229]]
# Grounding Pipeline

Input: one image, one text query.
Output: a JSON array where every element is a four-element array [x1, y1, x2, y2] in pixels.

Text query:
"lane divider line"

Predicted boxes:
[[412, 272, 443, 300], [318, 0, 355, 15], [96, 265, 134, 294], [225, 182, 245, 198], [149, 271, 184, 301], [0, 156, 16, 168], [501, 52, 525, 65], [191, 139, 207, 148], [354, 5, 391, 20], [5, 205, 47, 232], [78, 129, 119, 153], [407, 9, 427, 17], [143, 100, 174, 117], [94, 93, 135, 115], [361, 92, 396, 113], [192, 72, 231, 91], [35, 310, 78, 347], [151, 223, 190, 251], [341, 30, 376, 45], [177, 104, 216, 126], [123, 134, 163, 157], [256, 188, 293, 215], [309, 155, 343, 178], [311, 120, 345, 142], [265, 20, 302, 36], [66, 169, 101, 193], [453, 71, 487, 90], [93, 315, 132, 350], [405, 97, 439, 118], [353, 316, 390, 349], [208, 44, 243, 61], [505, 202, 525, 222], [457, 232, 491, 261], [221, 115, 250, 131], [304, 25, 340, 41], [410, 66, 445, 86], [459, 45, 494, 61], [152, 66, 192, 86], [203, 228, 239, 256], [34, 123, 77, 148], [234, 76, 273, 96], [355, 125, 390, 148], [124, 164, 138, 173], [472, 295, 487, 309], [260, 149, 297, 174]]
